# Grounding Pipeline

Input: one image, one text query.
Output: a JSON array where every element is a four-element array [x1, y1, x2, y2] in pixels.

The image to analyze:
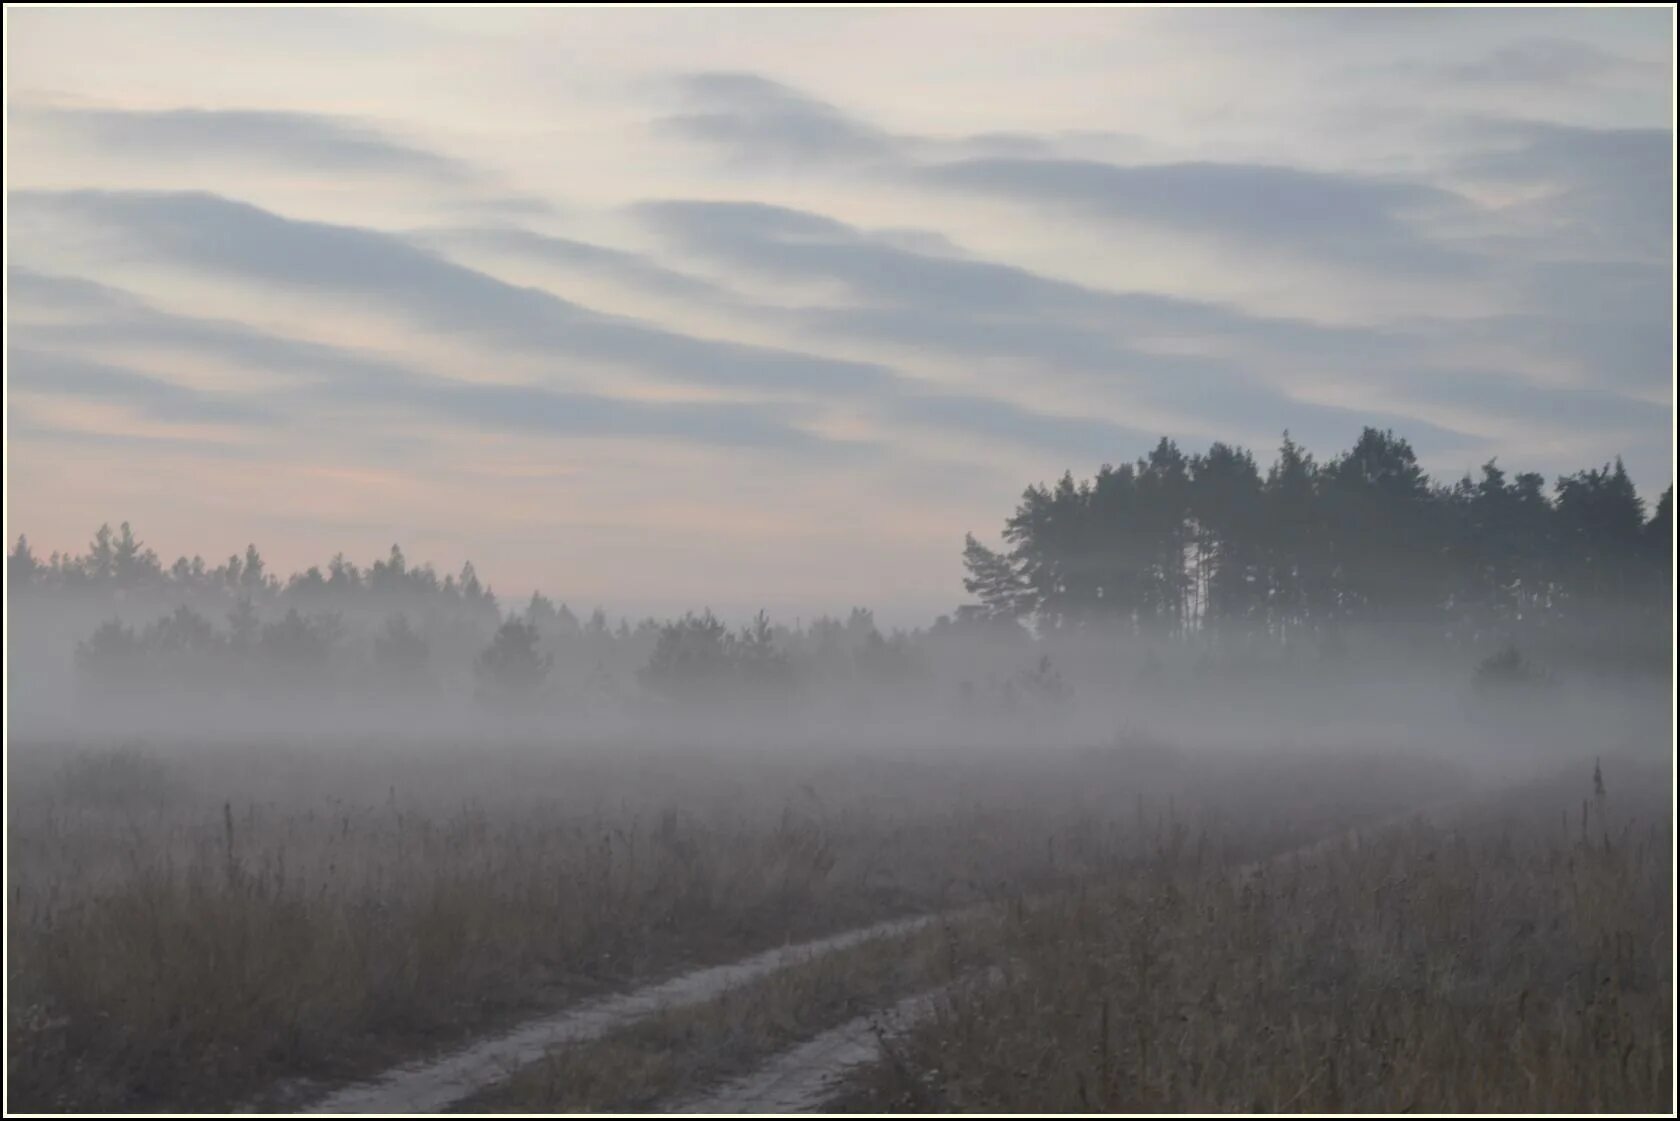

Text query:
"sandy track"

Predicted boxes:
[[668, 985, 962, 1114], [297, 912, 956, 1114]]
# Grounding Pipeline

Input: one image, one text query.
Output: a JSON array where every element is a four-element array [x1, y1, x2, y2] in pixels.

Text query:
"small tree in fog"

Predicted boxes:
[[1474, 644, 1546, 692], [226, 597, 260, 654], [854, 623, 930, 690], [241, 543, 271, 596], [148, 605, 221, 653], [112, 522, 160, 590], [476, 618, 552, 700], [374, 613, 430, 686], [84, 524, 118, 584], [145, 605, 226, 683], [9, 535, 40, 590], [74, 619, 141, 688], [737, 610, 794, 696], [259, 609, 338, 668], [639, 611, 735, 701], [1017, 653, 1065, 704]]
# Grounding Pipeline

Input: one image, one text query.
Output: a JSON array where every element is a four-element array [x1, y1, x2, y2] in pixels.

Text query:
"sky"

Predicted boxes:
[[4, 6, 1675, 626]]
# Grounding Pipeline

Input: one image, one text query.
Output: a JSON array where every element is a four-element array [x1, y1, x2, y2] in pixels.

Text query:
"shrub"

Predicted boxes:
[[1474, 644, 1545, 691]]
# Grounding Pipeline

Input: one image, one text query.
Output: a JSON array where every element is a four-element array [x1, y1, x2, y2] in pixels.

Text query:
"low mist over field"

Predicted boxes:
[[5, 5, 1674, 1116]]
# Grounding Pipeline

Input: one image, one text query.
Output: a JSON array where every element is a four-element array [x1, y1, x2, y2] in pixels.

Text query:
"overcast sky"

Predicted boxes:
[[5, 7, 1674, 625]]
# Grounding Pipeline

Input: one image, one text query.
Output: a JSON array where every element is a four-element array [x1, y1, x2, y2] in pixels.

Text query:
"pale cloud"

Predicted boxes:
[[411, 225, 742, 309], [9, 348, 278, 427], [1441, 37, 1661, 87], [12, 190, 903, 401], [6, 268, 859, 457], [17, 106, 478, 182]]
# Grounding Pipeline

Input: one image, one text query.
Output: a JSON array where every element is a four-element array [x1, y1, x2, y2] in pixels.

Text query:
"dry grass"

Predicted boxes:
[[3, 735, 1467, 1112], [8, 807, 885, 1112], [4, 754, 868, 1109], [836, 756, 1673, 1113]]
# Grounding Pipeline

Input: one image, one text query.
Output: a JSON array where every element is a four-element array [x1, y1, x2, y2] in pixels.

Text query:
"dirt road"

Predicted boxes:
[[299, 912, 955, 1113]]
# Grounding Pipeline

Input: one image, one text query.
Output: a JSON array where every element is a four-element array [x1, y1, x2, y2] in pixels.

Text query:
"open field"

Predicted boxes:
[[12, 733, 1669, 1114], [5, 732, 1473, 1112]]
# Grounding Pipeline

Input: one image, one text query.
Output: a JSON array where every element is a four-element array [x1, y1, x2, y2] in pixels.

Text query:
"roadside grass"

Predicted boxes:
[[835, 756, 1672, 1113]]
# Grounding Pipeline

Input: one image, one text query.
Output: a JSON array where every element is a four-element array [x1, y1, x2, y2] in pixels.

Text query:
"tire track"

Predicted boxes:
[[667, 985, 960, 1114], [295, 911, 969, 1114]]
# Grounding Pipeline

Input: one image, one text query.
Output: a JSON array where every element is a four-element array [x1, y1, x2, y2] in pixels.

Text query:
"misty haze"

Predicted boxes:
[[4, 6, 1675, 1117]]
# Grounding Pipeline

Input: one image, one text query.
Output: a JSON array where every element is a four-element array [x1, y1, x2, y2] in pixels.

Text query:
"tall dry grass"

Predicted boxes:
[[839, 757, 1673, 1113], [5, 735, 1465, 1111]]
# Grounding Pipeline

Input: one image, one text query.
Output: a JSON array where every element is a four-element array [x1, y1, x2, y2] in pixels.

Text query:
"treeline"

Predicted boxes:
[[7, 425, 1672, 720], [6, 529, 953, 713], [961, 428, 1671, 668], [10, 527, 502, 618]]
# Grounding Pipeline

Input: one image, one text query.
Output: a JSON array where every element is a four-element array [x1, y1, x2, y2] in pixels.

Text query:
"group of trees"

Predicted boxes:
[[67, 598, 586, 704], [7, 527, 950, 711], [638, 611, 791, 703], [629, 608, 929, 705], [960, 428, 1672, 670], [75, 604, 349, 693], [53, 598, 940, 712]]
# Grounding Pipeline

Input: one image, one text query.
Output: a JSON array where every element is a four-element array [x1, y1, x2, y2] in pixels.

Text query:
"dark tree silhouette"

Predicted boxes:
[[964, 426, 1670, 673], [960, 533, 1030, 622], [111, 522, 160, 590], [85, 524, 117, 584]]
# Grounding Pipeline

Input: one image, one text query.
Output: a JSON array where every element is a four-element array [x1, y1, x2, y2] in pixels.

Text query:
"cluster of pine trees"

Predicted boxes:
[[960, 428, 1671, 668]]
